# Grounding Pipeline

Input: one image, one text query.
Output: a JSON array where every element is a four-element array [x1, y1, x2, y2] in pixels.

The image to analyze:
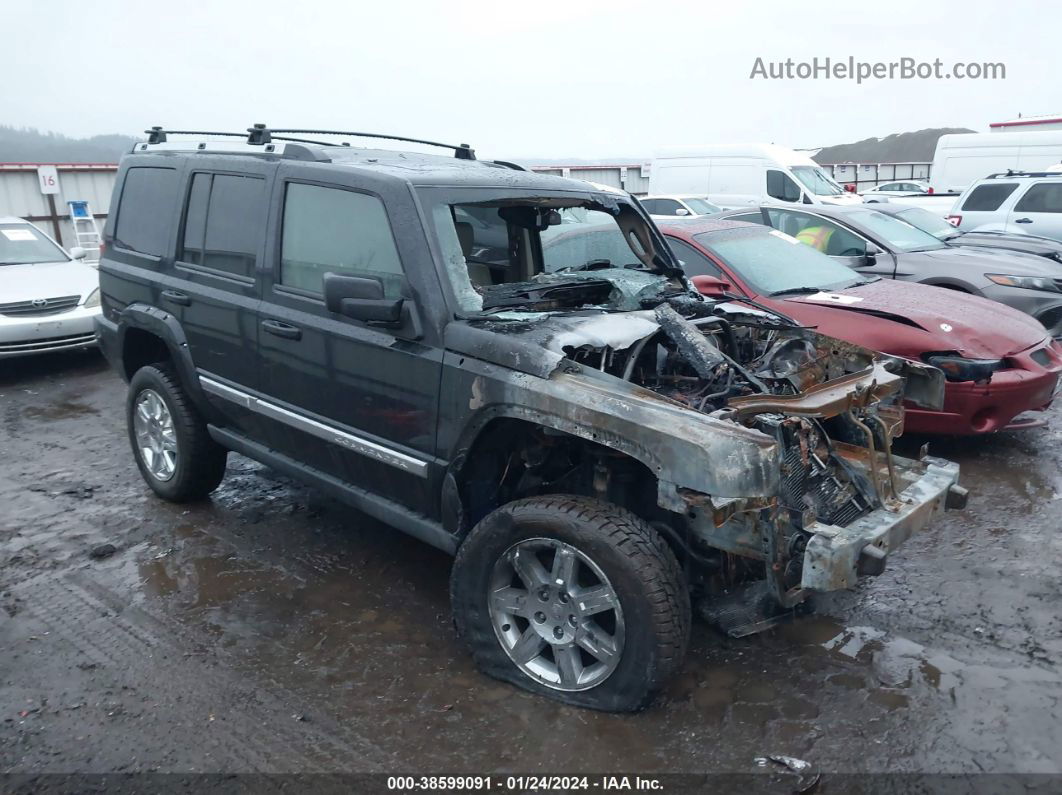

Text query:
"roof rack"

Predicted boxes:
[[144, 124, 477, 160], [986, 169, 1062, 179]]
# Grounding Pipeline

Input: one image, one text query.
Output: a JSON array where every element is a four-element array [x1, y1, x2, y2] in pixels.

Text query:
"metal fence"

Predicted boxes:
[[0, 163, 117, 250]]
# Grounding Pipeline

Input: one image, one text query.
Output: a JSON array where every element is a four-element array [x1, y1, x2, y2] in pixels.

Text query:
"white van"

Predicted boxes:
[[648, 143, 863, 209], [930, 131, 1062, 194]]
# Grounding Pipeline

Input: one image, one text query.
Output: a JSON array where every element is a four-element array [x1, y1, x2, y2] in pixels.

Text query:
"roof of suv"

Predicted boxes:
[[130, 127, 597, 193]]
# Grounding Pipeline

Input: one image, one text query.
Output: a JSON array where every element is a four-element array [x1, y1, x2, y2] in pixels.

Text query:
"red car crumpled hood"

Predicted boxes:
[[778, 278, 1047, 359]]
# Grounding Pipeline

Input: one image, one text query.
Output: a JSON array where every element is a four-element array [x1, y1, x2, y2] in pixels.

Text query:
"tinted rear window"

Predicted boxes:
[[961, 183, 1018, 212], [114, 167, 179, 256]]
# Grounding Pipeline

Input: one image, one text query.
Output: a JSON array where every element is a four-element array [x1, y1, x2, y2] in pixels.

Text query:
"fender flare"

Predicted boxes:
[[116, 303, 209, 409]]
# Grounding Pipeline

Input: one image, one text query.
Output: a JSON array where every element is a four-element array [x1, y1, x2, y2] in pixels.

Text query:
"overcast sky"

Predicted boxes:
[[5, 0, 1060, 160]]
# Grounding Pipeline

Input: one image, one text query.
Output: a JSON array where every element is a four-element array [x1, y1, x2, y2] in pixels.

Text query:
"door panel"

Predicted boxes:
[[256, 176, 442, 515], [1007, 183, 1062, 240], [169, 165, 270, 434]]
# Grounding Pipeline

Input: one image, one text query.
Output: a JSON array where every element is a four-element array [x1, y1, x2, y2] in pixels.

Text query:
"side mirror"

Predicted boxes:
[[323, 273, 404, 326], [864, 243, 882, 264], [691, 274, 732, 299], [674, 208, 690, 216], [70, 246, 87, 260]]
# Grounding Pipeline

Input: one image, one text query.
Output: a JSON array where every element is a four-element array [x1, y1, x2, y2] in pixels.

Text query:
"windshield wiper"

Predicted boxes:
[[770, 286, 824, 297]]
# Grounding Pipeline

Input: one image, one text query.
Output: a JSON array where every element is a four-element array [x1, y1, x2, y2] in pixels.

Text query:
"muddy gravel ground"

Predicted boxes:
[[2, 350, 1061, 784]]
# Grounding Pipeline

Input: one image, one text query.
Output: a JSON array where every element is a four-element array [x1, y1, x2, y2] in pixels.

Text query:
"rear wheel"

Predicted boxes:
[[450, 495, 690, 712], [127, 364, 227, 502]]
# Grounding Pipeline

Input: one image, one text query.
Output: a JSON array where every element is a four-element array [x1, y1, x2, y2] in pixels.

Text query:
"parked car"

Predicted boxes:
[[862, 180, 932, 201], [94, 126, 964, 711], [659, 218, 1062, 435], [639, 195, 720, 219], [0, 217, 100, 358], [710, 204, 1062, 337], [872, 203, 1062, 263], [649, 143, 863, 209], [947, 172, 1062, 241]]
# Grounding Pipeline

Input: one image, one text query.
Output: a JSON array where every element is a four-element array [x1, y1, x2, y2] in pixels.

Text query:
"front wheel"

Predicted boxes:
[[450, 496, 690, 712]]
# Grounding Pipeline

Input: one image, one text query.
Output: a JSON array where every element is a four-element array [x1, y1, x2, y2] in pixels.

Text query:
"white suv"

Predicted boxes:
[[948, 172, 1062, 241], [0, 217, 101, 357]]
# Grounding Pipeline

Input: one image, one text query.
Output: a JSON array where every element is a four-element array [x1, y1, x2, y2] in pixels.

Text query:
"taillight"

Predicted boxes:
[[946, 215, 961, 227], [927, 186, 934, 195]]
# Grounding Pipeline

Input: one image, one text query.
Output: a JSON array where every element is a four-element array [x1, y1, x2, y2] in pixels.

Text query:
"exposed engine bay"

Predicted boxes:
[[560, 297, 937, 531]]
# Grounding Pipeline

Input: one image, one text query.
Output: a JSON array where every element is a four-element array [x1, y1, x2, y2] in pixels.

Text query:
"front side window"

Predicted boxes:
[[665, 237, 723, 278], [280, 183, 404, 298], [1014, 183, 1062, 213], [766, 170, 802, 202], [180, 173, 265, 277], [114, 167, 179, 256], [0, 223, 68, 265], [646, 199, 684, 216], [961, 183, 1018, 212], [764, 209, 866, 256], [695, 227, 867, 296]]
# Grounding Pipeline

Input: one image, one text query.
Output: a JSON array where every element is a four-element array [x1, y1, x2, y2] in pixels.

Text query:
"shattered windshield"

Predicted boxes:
[[424, 190, 685, 315]]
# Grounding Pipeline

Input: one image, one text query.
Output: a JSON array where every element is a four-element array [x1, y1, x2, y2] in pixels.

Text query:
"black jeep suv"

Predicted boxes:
[[95, 125, 965, 711]]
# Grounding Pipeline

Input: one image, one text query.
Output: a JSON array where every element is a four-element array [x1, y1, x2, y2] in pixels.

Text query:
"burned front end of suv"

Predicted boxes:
[[426, 184, 964, 630]]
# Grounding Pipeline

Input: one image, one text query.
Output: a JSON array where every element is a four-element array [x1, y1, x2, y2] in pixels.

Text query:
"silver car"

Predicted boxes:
[[0, 217, 101, 358]]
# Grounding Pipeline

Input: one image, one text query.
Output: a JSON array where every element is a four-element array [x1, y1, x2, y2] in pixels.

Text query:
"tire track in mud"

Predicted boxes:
[[8, 567, 388, 772]]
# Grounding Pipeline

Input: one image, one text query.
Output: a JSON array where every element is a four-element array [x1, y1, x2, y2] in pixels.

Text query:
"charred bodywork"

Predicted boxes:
[[444, 284, 962, 622]]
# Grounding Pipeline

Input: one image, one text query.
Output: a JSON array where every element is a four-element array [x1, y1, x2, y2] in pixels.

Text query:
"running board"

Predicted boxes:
[[208, 425, 458, 556]]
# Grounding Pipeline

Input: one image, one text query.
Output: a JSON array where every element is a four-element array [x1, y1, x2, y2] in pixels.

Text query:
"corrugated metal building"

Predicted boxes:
[[530, 164, 650, 195], [0, 163, 117, 249]]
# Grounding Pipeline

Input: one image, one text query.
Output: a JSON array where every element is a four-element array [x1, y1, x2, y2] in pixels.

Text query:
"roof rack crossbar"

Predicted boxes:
[[268, 129, 476, 160], [987, 170, 1062, 179], [145, 127, 255, 144]]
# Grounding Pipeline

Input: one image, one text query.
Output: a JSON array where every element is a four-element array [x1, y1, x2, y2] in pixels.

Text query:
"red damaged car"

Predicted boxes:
[[658, 219, 1062, 435]]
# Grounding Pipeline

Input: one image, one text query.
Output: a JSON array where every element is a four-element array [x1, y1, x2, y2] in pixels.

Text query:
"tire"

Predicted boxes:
[[450, 495, 690, 712], [126, 363, 227, 502]]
